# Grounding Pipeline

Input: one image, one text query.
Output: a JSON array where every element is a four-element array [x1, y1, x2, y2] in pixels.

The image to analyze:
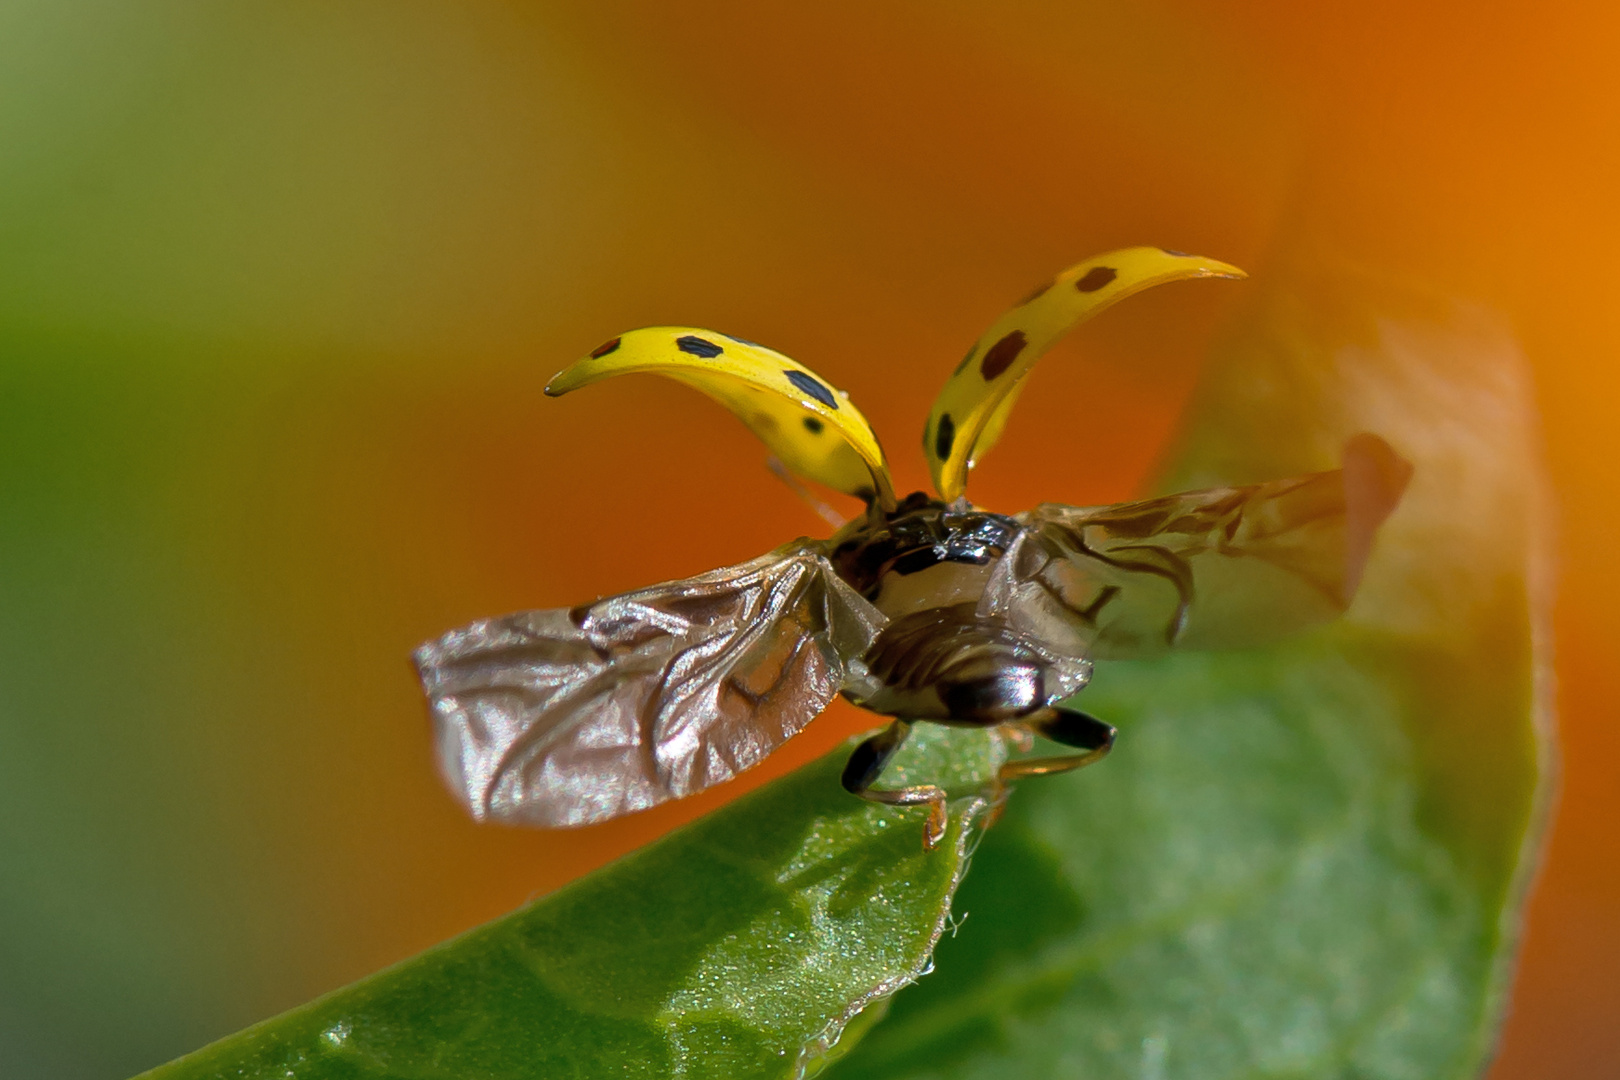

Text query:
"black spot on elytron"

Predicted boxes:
[[935, 413, 955, 460], [1019, 281, 1051, 306], [676, 334, 724, 358], [723, 332, 762, 348], [980, 330, 1026, 380], [1160, 247, 1190, 257], [784, 369, 838, 409], [1076, 266, 1117, 292], [953, 345, 976, 376], [802, 416, 824, 435], [589, 337, 621, 358]]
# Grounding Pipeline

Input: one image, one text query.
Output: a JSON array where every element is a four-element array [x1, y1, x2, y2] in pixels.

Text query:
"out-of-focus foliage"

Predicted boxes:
[[136, 729, 1005, 1080]]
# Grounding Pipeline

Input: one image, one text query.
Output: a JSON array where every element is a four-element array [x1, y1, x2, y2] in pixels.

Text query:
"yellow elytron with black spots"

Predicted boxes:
[[414, 247, 1412, 850]]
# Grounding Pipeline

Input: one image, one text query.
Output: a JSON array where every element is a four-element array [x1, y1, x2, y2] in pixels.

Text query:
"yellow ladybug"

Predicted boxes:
[[414, 247, 1411, 849]]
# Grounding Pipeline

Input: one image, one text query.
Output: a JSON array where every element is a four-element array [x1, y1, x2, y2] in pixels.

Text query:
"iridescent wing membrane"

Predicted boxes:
[[414, 544, 886, 826], [985, 434, 1413, 660]]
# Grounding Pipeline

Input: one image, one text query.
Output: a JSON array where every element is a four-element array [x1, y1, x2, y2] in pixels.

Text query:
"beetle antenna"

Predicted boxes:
[[766, 456, 847, 529]]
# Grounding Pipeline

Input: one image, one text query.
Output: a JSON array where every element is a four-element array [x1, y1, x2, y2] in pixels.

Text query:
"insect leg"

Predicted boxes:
[[997, 707, 1116, 783], [998, 721, 1036, 753], [841, 720, 950, 852]]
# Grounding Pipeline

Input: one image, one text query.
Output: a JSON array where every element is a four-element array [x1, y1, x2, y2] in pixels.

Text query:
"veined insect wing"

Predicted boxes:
[[412, 542, 887, 828], [994, 433, 1412, 660]]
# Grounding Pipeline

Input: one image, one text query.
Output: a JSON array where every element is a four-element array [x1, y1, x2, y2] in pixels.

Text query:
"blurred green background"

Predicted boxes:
[[2, 3, 1616, 1077]]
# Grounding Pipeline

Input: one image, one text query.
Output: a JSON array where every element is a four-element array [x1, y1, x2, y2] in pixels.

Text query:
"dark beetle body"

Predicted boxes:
[[824, 492, 1115, 846], [829, 493, 1060, 727], [828, 490, 1019, 597]]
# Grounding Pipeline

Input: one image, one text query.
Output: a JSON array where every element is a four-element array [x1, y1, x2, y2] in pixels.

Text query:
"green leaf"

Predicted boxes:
[[830, 257, 1551, 1079], [137, 726, 1006, 1080]]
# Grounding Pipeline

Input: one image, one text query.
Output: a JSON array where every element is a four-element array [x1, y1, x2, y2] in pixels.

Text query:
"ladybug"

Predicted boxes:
[[414, 247, 1410, 849]]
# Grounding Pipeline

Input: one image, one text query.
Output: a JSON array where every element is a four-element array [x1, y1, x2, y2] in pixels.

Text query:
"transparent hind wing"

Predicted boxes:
[[413, 542, 887, 827], [992, 433, 1411, 659]]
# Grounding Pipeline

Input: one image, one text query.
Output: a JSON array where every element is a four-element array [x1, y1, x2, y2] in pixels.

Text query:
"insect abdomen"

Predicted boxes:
[[849, 603, 1050, 723]]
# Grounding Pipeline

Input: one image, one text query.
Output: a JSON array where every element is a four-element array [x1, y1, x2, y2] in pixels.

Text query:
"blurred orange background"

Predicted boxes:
[[0, 2, 1613, 1076]]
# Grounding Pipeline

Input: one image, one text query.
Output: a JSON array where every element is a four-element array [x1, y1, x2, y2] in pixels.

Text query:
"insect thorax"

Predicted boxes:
[[828, 492, 1020, 617], [830, 494, 1065, 724]]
